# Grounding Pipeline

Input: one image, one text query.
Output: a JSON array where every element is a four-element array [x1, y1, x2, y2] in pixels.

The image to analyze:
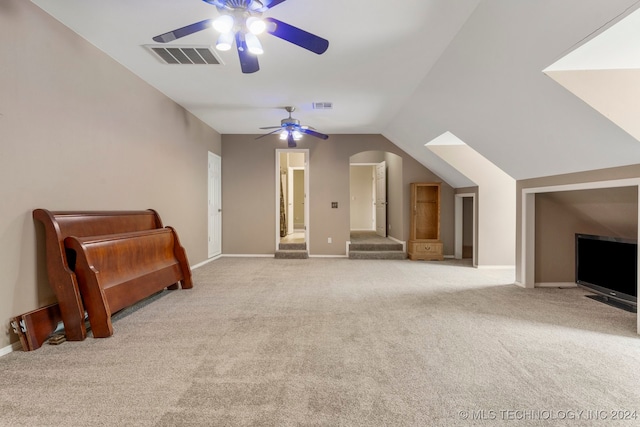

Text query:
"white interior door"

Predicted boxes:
[[208, 152, 222, 258], [375, 161, 387, 237]]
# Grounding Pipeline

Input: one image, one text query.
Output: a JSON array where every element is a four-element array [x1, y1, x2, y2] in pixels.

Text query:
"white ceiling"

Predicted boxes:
[[31, 0, 640, 187]]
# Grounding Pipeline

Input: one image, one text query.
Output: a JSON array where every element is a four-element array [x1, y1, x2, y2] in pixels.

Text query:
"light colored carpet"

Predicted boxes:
[[1, 258, 639, 426]]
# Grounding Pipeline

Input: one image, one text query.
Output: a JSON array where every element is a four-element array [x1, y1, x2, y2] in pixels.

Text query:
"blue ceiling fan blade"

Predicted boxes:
[[265, 18, 329, 55], [152, 20, 212, 43], [235, 33, 260, 73], [301, 128, 329, 140]]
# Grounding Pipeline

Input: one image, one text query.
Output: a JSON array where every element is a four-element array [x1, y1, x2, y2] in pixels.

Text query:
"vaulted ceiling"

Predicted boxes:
[[31, 0, 640, 187]]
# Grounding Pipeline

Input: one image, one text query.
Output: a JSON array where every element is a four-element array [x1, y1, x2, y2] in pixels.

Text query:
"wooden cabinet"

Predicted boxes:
[[408, 183, 443, 260]]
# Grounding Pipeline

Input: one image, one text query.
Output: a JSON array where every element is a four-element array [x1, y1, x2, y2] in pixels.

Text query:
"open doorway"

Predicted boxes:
[[276, 150, 308, 250], [455, 193, 476, 265], [349, 162, 386, 236]]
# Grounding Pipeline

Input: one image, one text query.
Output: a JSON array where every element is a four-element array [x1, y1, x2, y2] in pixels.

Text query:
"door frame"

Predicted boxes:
[[208, 151, 222, 258], [454, 193, 476, 266], [275, 149, 309, 251]]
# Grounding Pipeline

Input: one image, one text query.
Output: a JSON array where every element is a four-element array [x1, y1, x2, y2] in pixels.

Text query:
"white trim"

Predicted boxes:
[[454, 193, 476, 267], [387, 236, 406, 253], [535, 282, 577, 288], [476, 265, 516, 270], [1, 341, 22, 357], [220, 254, 274, 258], [310, 254, 349, 258], [191, 256, 220, 270]]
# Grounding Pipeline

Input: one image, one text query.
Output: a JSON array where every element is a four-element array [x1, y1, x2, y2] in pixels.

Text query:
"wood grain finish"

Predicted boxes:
[[408, 183, 443, 261], [65, 227, 192, 338]]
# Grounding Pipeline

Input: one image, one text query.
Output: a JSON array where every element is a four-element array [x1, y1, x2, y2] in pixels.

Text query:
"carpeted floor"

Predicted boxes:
[[1, 258, 639, 426]]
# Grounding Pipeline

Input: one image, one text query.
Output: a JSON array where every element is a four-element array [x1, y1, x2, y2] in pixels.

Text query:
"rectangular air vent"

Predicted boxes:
[[144, 45, 222, 65], [312, 102, 333, 110]]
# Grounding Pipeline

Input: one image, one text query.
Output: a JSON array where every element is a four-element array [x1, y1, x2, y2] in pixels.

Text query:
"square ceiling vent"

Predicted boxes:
[[144, 45, 223, 65]]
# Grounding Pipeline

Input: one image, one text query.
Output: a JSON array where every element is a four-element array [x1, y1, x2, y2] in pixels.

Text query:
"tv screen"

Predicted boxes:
[[575, 234, 637, 307]]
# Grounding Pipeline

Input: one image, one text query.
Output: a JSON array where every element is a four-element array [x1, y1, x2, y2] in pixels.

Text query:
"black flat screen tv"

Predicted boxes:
[[575, 233, 637, 311]]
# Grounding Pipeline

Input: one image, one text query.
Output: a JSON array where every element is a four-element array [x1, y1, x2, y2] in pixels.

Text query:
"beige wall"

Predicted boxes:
[[0, 1, 221, 349], [221, 134, 452, 256]]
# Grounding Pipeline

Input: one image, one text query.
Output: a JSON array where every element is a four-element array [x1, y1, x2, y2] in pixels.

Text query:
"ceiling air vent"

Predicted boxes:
[[312, 102, 333, 110], [144, 45, 223, 65]]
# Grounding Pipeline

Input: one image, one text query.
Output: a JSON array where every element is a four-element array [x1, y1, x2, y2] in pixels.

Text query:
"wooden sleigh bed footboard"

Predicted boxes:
[[64, 227, 192, 338], [12, 209, 192, 351]]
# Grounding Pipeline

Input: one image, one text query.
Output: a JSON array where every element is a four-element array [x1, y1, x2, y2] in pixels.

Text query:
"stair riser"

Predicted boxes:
[[275, 251, 309, 259], [349, 244, 403, 251], [279, 243, 307, 250], [349, 251, 407, 260]]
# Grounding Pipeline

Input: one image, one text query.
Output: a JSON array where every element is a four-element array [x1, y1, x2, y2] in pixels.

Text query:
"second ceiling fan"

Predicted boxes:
[[153, 0, 329, 73], [257, 107, 329, 147]]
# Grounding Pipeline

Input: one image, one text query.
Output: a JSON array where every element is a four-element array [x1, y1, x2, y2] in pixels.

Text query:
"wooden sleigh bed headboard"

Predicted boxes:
[[12, 209, 192, 351]]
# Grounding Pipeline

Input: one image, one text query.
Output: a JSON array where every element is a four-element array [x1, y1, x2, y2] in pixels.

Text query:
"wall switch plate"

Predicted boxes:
[[328, 237, 332, 243]]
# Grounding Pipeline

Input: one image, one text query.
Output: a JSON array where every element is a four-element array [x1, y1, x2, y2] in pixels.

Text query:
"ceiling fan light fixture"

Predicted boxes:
[[279, 131, 288, 140], [246, 17, 266, 35], [292, 130, 303, 140], [215, 32, 234, 51], [212, 14, 234, 33], [245, 33, 264, 55]]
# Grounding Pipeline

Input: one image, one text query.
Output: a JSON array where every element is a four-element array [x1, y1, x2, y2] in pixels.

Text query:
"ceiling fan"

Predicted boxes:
[[257, 106, 329, 147], [152, 0, 329, 73]]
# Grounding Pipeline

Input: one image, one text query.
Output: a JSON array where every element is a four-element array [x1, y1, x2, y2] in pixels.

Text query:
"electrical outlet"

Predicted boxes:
[[331, 202, 338, 208]]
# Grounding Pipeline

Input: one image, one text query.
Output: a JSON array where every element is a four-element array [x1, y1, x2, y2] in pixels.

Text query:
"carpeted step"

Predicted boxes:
[[349, 242, 403, 252], [275, 250, 309, 259], [279, 242, 306, 250], [349, 250, 407, 260]]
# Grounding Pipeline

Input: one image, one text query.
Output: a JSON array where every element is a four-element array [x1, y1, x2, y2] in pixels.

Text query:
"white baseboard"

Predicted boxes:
[[535, 282, 577, 288], [1, 341, 22, 357], [476, 265, 516, 269], [220, 254, 274, 258], [310, 254, 349, 258], [191, 256, 220, 270]]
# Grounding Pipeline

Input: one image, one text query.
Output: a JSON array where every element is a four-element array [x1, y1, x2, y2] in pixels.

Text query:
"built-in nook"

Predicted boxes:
[[520, 179, 640, 333], [534, 187, 637, 287]]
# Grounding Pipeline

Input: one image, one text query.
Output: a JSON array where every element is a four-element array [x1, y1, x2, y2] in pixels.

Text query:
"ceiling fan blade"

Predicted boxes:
[[235, 33, 260, 73], [255, 128, 282, 139], [264, 18, 329, 55], [152, 20, 211, 43], [259, 126, 282, 130], [301, 128, 329, 140], [287, 133, 297, 148]]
